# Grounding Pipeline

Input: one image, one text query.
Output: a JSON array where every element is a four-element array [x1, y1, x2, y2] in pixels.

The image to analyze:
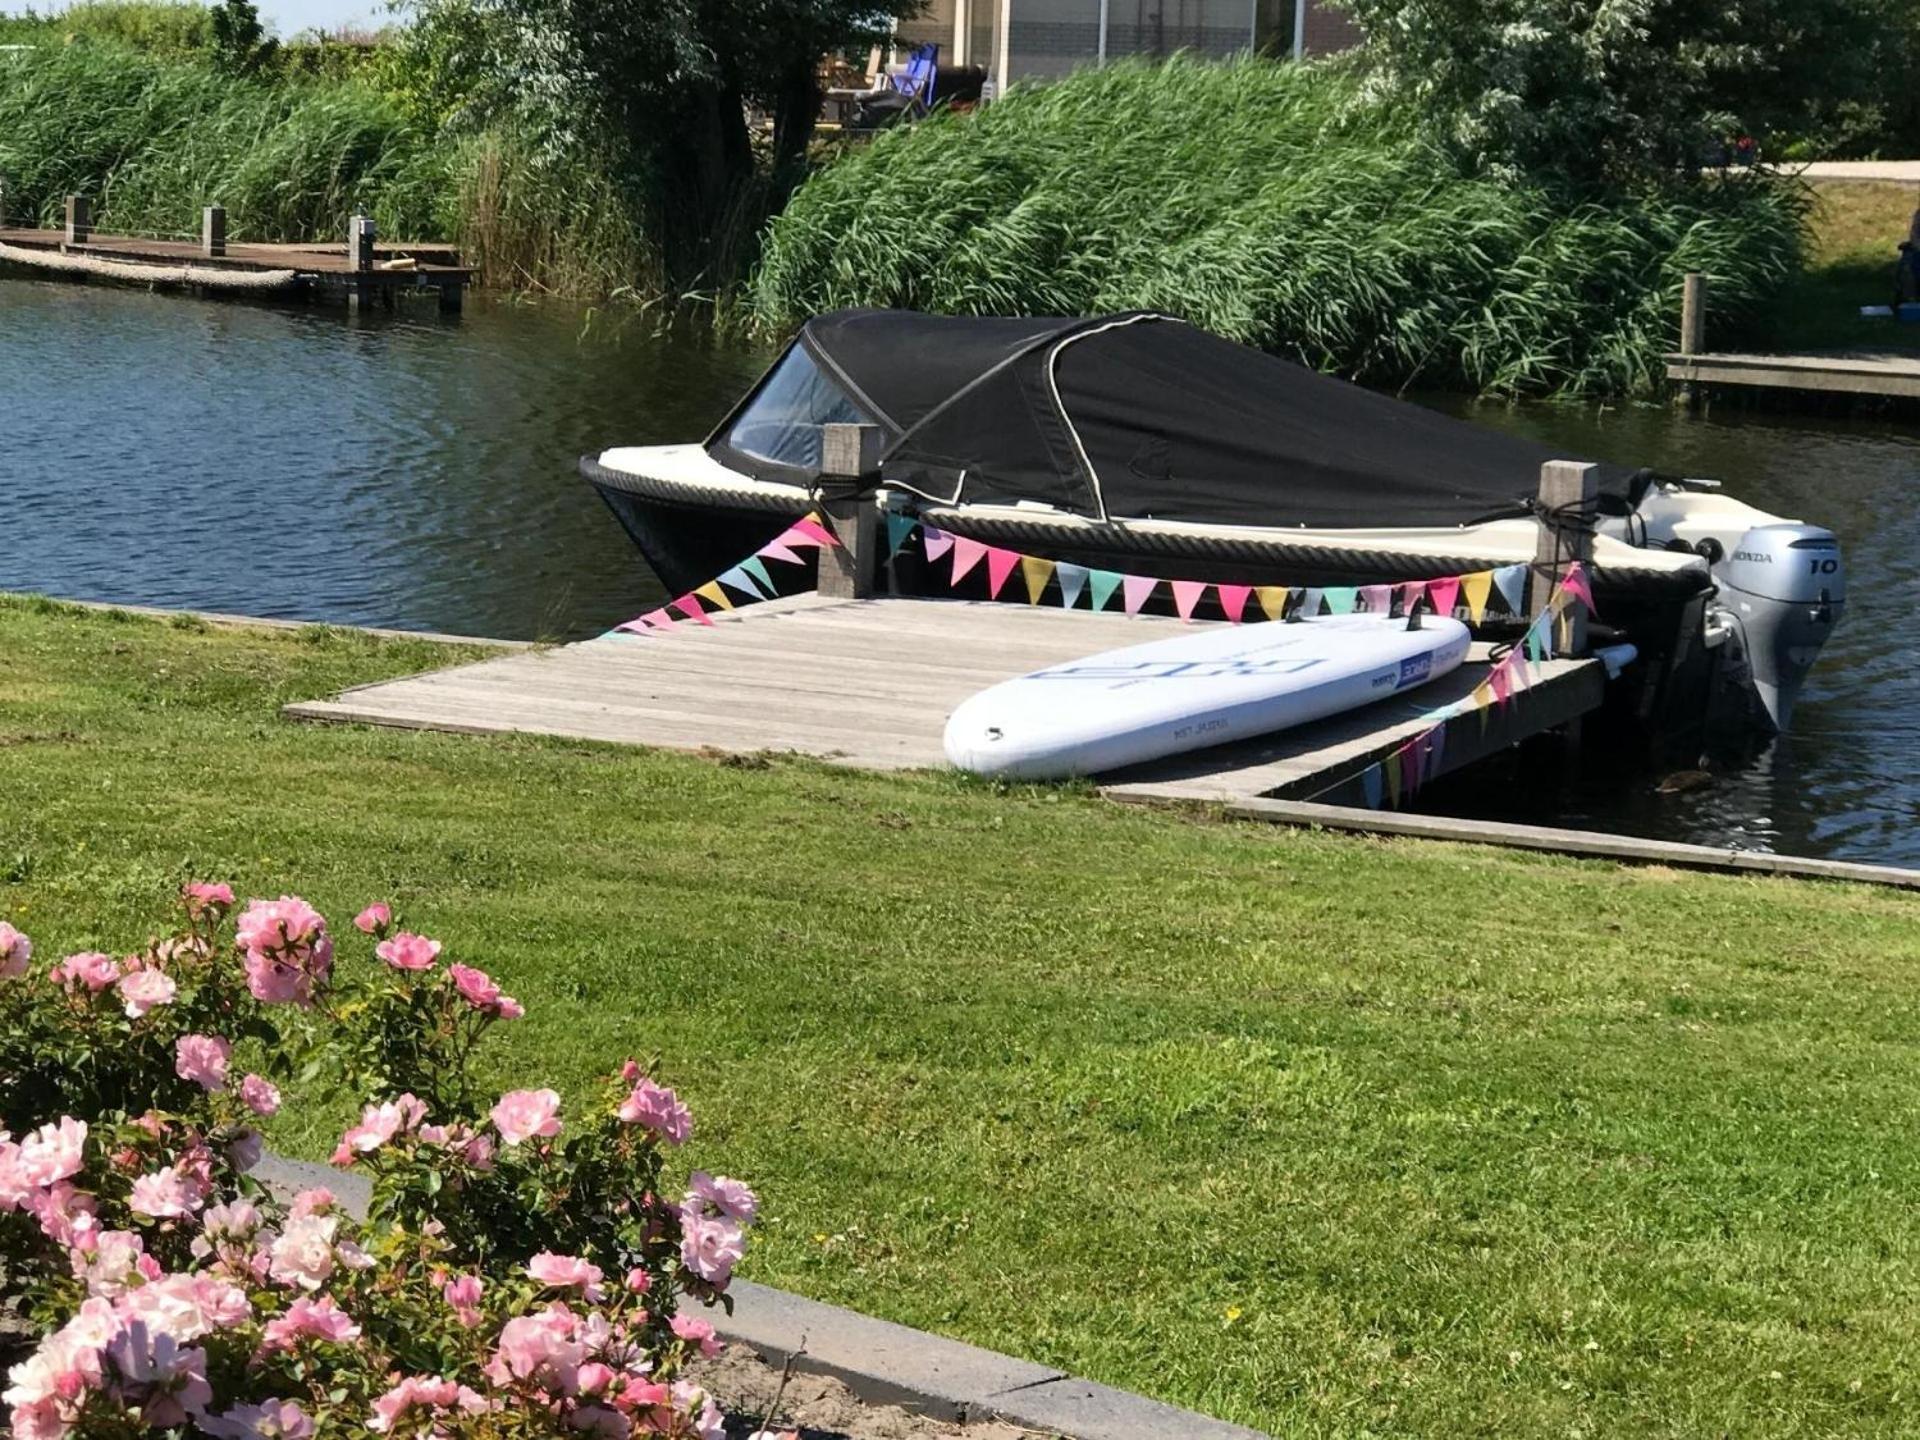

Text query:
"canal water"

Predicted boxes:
[[3, 277, 1916, 864]]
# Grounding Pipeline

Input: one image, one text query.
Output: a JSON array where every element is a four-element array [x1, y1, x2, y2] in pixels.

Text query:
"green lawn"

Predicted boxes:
[[7, 594, 1920, 1436], [1765, 181, 1920, 353]]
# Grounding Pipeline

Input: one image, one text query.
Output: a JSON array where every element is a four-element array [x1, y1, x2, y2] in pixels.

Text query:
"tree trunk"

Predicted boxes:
[[771, 56, 821, 179], [658, 79, 755, 285]]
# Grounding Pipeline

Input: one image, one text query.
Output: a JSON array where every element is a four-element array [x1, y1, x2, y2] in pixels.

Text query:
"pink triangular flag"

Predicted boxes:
[[1403, 740, 1422, 793], [671, 594, 713, 627], [1558, 561, 1595, 612], [1427, 576, 1461, 618], [782, 516, 837, 549], [1398, 581, 1425, 617], [1488, 662, 1511, 705], [1216, 584, 1252, 624], [950, 536, 987, 586], [1122, 576, 1158, 616], [983, 546, 1020, 599], [640, 608, 676, 630], [1359, 584, 1391, 614], [613, 620, 651, 636], [1170, 579, 1206, 622], [758, 537, 805, 565], [921, 526, 955, 561]]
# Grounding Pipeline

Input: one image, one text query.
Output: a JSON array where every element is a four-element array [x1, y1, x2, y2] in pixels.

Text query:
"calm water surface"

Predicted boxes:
[[3, 277, 1917, 863]]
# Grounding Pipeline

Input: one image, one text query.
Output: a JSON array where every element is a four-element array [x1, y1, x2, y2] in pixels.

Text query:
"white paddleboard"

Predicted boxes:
[[945, 613, 1471, 779]]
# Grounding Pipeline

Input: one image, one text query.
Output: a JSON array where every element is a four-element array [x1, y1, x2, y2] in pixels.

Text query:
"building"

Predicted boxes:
[[894, 0, 1359, 86]]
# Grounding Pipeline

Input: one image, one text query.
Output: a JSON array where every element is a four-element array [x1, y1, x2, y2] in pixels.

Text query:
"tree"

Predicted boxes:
[[208, 0, 278, 73], [1333, 0, 1908, 189]]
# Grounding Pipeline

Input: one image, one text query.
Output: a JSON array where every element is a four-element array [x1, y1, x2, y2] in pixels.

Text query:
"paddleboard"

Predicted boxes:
[[944, 613, 1471, 779]]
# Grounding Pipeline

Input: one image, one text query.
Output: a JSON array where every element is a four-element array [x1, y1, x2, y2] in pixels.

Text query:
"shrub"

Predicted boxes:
[[752, 57, 1808, 397], [0, 887, 767, 1438]]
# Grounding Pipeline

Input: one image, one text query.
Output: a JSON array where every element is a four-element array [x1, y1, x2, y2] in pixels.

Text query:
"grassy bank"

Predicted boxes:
[[7, 595, 1920, 1435], [1767, 181, 1920, 354], [755, 59, 1807, 396]]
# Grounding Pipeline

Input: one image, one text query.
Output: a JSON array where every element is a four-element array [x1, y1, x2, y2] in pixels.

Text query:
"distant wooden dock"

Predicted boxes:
[[1665, 349, 1920, 400], [0, 199, 469, 311], [283, 594, 1603, 806]]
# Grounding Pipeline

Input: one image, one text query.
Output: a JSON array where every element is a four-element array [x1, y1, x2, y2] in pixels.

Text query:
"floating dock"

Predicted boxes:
[[1666, 349, 1920, 401], [0, 220, 470, 311], [283, 594, 1602, 805]]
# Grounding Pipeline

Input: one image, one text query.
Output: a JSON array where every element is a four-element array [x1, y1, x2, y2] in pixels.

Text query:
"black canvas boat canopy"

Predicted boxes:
[[707, 309, 1642, 529]]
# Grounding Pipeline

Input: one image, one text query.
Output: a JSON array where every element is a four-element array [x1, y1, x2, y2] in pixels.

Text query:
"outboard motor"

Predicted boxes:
[[1709, 524, 1845, 731]]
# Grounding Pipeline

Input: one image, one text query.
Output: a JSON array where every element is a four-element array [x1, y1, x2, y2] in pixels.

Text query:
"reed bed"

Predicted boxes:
[[753, 58, 1808, 395]]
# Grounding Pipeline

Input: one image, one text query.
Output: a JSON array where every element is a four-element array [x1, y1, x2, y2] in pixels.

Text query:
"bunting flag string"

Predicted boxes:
[[603, 515, 1596, 802]]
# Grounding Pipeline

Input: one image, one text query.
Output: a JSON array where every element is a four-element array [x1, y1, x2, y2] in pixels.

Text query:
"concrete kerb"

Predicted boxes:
[[249, 1156, 1268, 1440]]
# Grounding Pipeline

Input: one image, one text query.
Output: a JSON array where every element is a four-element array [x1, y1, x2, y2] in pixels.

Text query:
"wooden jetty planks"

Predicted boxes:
[[287, 596, 1607, 797], [1665, 350, 1920, 399]]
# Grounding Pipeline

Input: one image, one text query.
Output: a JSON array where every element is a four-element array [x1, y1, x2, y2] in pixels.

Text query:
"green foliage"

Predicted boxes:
[[0, 41, 448, 241], [207, 0, 275, 73], [1336, 0, 1914, 184], [754, 57, 1807, 396], [0, 0, 215, 55]]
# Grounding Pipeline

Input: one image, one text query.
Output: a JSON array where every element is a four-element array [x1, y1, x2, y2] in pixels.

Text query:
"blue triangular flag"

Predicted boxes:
[[1323, 587, 1357, 615], [739, 555, 775, 595], [1492, 564, 1527, 615], [885, 512, 917, 560], [1525, 623, 1547, 663], [1087, 569, 1123, 612], [1361, 765, 1384, 809], [716, 564, 766, 601], [1055, 562, 1090, 610]]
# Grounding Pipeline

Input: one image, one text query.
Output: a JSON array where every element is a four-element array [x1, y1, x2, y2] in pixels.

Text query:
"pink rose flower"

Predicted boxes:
[[259, 1295, 362, 1351], [0, 922, 30, 978], [120, 1272, 250, 1340], [448, 963, 524, 1019], [239, 1074, 282, 1116], [24, 1180, 98, 1247], [490, 1088, 561, 1146], [366, 1376, 487, 1433], [289, 1187, 335, 1218], [352, 902, 392, 936], [687, 1171, 758, 1225], [116, 966, 177, 1018], [624, 1267, 653, 1295], [679, 1214, 745, 1288], [617, 1078, 692, 1144], [671, 1381, 726, 1440], [235, 896, 332, 1007], [670, 1314, 722, 1358], [441, 1273, 485, 1328], [329, 1096, 427, 1165], [527, 1252, 605, 1302], [101, 1320, 212, 1427], [174, 1034, 232, 1092], [228, 1128, 264, 1172], [18, 1116, 87, 1187], [182, 881, 235, 920], [268, 1213, 340, 1290], [375, 931, 440, 971], [485, 1311, 586, 1393], [200, 1399, 316, 1439], [51, 950, 119, 991], [129, 1164, 203, 1220], [73, 1230, 157, 1297]]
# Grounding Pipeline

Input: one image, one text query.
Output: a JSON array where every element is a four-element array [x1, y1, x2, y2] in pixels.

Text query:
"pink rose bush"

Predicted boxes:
[[0, 886, 764, 1438]]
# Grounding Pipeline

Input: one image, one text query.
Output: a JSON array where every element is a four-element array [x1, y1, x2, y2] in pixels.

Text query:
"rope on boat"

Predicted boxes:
[[0, 240, 300, 291]]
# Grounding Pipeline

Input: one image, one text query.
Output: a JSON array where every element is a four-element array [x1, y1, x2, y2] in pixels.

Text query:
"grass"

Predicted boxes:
[[7, 594, 1920, 1435], [753, 57, 1808, 397], [1765, 181, 1920, 353]]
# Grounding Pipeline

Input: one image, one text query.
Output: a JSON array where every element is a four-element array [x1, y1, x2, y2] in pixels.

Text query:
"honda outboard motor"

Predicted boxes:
[[1709, 524, 1845, 731]]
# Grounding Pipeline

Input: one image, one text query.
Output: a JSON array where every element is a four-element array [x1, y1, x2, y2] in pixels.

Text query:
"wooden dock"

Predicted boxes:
[[283, 594, 1603, 804], [1666, 349, 1920, 400], [0, 210, 470, 311]]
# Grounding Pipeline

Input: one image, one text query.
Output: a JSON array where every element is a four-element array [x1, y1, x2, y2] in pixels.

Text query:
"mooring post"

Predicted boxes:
[[201, 204, 225, 258], [1531, 459, 1597, 657], [1679, 271, 1707, 356], [815, 423, 883, 599], [64, 195, 91, 246], [344, 213, 376, 311], [0, 173, 9, 229]]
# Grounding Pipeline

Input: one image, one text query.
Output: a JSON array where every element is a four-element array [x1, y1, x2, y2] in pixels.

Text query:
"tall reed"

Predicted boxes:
[[753, 57, 1808, 395]]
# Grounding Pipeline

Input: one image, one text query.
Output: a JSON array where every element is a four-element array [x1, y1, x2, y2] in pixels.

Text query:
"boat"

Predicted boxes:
[[580, 309, 1846, 743]]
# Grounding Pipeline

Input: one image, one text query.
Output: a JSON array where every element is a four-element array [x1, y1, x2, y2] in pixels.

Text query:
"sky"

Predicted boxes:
[[1, 0, 388, 37]]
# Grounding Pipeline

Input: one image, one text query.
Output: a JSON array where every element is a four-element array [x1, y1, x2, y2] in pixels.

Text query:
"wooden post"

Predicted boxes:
[[0, 173, 8, 229], [201, 204, 225, 258], [349, 213, 375, 271], [1679, 271, 1707, 356], [1531, 459, 1597, 656], [64, 195, 91, 246], [815, 423, 882, 599]]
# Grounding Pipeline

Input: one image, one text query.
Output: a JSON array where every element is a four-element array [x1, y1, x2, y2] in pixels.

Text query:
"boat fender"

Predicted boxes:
[[1594, 643, 1638, 679]]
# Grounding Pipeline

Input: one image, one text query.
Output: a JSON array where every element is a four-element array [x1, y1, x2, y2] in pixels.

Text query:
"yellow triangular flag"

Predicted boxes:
[[1556, 609, 1571, 653], [1020, 555, 1056, 606], [1461, 570, 1493, 623], [694, 581, 734, 611], [1256, 586, 1289, 621], [1384, 750, 1403, 808]]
